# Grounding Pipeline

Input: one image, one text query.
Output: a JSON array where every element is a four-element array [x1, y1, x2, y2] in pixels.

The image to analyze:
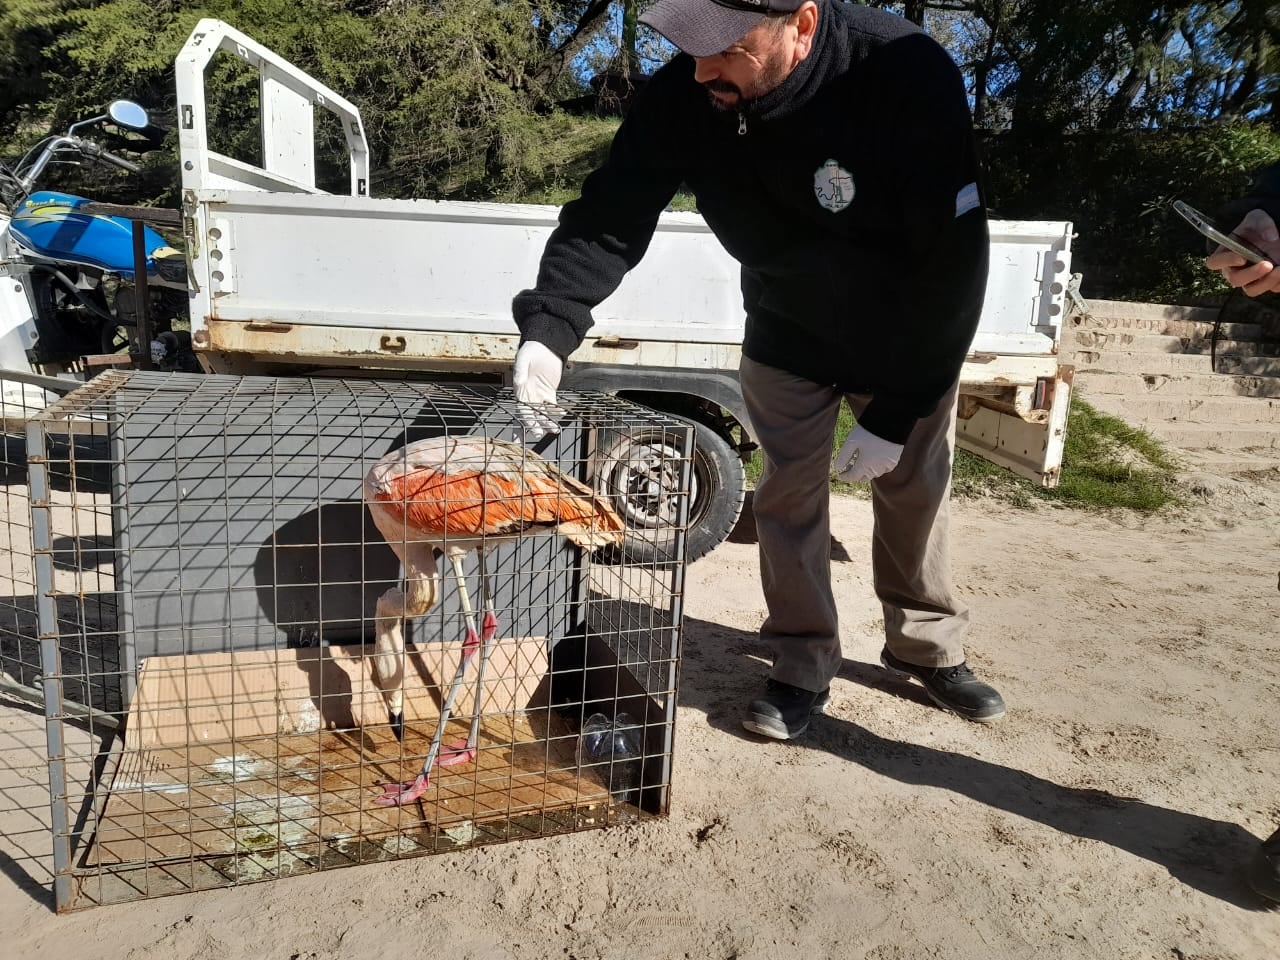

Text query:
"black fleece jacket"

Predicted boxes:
[[513, 1, 989, 444]]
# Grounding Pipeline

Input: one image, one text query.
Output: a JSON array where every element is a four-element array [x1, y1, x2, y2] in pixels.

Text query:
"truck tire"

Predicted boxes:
[[594, 412, 745, 565]]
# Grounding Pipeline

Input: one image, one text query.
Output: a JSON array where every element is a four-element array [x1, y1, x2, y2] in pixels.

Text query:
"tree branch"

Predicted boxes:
[[533, 0, 614, 85]]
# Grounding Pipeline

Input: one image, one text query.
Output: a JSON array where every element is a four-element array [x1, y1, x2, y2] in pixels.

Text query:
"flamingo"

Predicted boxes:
[[363, 434, 625, 807]]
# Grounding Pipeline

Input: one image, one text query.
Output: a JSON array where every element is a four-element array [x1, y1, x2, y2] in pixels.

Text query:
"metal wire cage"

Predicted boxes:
[[0, 370, 692, 911]]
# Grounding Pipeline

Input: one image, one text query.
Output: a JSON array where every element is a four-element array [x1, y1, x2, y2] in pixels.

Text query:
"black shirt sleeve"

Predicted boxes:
[[511, 67, 688, 358]]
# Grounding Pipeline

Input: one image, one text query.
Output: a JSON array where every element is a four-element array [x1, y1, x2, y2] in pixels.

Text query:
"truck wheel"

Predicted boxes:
[[594, 412, 745, 565]]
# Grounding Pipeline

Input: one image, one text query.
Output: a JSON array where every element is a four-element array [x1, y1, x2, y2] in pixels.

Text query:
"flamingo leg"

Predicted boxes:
[[461, 551, 500, 757], [372, 587, 406, 738], [374, 539, 438, 743], [375, 549, 482, 807]]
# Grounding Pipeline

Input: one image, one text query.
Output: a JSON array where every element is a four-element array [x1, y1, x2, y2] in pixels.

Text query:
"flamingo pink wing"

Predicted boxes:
[[372, 438, 624, 543]]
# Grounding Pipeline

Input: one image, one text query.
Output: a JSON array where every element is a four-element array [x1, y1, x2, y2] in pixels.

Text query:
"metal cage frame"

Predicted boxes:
[[0, 370, 693, 911]]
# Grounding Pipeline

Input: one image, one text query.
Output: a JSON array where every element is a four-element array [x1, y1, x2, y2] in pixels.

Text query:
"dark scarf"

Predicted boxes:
[[745, 0, 855, 123]]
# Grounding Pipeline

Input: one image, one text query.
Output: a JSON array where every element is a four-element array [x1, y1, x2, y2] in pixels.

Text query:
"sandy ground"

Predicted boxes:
[[3, 477, 1279, 960]]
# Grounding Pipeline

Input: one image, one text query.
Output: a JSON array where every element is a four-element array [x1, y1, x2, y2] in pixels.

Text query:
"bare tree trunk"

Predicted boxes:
[[1221, 45, 1261, 119], [972, 3, 1003, 128], [533, 0, 613, 85], [621, 0, 639, 79], [1099, 16, 1181, 129]]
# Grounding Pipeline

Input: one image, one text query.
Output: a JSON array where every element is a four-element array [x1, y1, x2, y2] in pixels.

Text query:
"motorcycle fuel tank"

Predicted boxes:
[[9, 191, 172, 276]]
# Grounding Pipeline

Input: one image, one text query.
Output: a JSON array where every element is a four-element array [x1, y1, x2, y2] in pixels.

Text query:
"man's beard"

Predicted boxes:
[[702, 48, 791, 112], [703, 79, 744, 111]]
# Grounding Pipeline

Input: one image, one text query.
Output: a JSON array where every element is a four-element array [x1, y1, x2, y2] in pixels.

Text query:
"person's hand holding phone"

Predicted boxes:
[[1206, 209, 1280, 297]]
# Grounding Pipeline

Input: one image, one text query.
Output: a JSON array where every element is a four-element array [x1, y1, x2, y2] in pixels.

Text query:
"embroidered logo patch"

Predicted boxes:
[[813, 159, 854, 213]]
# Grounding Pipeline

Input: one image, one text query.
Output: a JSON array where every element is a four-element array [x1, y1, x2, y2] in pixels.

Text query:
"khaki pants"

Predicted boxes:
[[739, 356, 969, 693]]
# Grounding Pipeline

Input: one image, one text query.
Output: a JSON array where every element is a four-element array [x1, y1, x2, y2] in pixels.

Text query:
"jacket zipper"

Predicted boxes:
[[738, 113, 747, 135]]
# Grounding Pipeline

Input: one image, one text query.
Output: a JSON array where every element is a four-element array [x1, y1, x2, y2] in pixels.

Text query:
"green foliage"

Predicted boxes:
[[945, 1, 1279, 136], [0, 0, 561, 204], [484, 113, 616, 204], [981, 123, 1280, 301], [0, 0, 386, 206], [370, 0, 551, 198], [0, 0, 84, 143]]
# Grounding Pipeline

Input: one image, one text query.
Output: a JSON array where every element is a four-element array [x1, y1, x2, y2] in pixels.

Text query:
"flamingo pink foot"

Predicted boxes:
[[439, 737, 477, 766], [373, 772, 430, 807]]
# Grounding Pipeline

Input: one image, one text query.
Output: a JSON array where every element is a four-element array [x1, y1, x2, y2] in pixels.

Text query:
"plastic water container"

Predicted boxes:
[[577, 712, 642, 804]]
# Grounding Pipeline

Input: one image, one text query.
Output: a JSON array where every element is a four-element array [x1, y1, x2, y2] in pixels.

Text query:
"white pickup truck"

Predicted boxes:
[[137, 20, 1082, 562]]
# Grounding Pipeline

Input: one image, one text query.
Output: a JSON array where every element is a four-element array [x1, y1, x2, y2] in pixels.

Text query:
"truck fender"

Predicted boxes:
[[558, 363, 754, 443]]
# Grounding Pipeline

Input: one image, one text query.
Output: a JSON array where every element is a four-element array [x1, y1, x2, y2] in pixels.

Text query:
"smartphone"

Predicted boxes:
[[1172, 199, 1273, 265]]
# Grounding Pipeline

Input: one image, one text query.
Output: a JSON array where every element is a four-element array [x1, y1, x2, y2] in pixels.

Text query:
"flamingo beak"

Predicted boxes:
[[389, 710, 405, 742]]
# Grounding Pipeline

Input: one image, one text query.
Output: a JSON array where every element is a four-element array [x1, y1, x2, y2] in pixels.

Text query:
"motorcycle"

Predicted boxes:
[[0, 100, 198, 388]]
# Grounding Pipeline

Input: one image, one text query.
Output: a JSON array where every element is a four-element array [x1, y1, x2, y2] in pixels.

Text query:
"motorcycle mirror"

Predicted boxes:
[[107, 100, 149, 131]]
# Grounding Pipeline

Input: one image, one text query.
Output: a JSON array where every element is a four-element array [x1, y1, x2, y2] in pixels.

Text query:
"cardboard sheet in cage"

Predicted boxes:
[[122, 640, 546, 749], [88, 639, 612, 867]]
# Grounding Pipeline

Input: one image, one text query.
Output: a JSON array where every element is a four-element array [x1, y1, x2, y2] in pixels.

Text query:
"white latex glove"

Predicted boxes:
[[833, 424, 905, 483], [512, 340, 563, 440]]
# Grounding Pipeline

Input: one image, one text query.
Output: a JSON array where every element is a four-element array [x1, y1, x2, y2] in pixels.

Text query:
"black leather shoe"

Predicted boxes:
[[742, 679, 830, 740], [1249, 826, 1280, 903], [880, 648, 1006, 722]]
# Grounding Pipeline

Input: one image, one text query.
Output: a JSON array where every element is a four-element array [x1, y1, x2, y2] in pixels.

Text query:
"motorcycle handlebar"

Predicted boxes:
[[100, 150, 141, 174], [17, 128, 144, 193], [76, 138, 141, 174]]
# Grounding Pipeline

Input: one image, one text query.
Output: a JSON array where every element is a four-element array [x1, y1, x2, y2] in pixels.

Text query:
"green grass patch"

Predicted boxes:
[[953, 398, 1181, 512], [745, 398, 1182, 513]]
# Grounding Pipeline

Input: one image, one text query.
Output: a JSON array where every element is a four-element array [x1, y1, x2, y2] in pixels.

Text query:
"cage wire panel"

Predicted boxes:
[[0, 369, 113, 909], [3, 370, 691, 911]]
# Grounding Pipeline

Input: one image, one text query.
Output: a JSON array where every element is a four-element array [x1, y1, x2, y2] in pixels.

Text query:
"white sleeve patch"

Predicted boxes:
[[955, 181, 980, 217]]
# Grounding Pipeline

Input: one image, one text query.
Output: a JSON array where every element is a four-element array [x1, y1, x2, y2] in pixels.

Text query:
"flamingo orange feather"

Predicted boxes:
[[364, 434, 624, 806]]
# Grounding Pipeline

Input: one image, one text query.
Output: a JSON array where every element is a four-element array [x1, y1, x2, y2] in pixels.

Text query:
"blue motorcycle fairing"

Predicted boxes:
[[10, 191, 172, 278]]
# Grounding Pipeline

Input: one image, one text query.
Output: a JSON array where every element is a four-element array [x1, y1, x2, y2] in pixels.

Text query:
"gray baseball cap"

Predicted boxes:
[[639, 0, 806, 58]]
